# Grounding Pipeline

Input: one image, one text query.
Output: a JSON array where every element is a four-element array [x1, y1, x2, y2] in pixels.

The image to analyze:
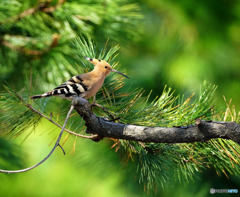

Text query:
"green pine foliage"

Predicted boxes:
[[1, 37, 240, 191], [1, 0, 240, 193], [0, 0, 141, 89]]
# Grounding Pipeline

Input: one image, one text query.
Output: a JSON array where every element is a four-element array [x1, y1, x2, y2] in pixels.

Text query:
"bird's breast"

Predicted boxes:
[[84, 77, 105, 99]]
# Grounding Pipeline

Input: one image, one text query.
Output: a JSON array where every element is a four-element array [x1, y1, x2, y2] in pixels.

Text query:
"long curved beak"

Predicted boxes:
[[111, 69, 129, 79]]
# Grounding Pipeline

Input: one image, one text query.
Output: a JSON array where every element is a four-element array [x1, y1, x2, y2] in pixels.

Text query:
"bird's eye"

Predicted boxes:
[[105, 66, 108, 69]]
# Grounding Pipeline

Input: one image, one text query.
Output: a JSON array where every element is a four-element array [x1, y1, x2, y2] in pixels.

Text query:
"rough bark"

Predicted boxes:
[[73, 97, 240, 144]]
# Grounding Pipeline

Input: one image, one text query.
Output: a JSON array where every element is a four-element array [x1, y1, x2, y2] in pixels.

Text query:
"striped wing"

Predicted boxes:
[[31, 75, 89, 100], [51, 75, 88, 98]]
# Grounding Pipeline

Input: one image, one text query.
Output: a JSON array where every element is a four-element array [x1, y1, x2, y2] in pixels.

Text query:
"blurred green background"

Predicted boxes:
[[1, 0, 240, 196]]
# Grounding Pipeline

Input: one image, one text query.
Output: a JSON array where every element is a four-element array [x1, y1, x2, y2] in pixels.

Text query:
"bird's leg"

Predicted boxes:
[[92, 95, 96, 105], [91, 101, 108, 114], [90, 99, 120, 121], [90, 96, 98, 111], [94, 105, 120, 121], [90, 96, 106, 110]]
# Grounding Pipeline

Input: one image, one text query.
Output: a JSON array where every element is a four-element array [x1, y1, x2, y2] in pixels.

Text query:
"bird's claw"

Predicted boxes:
[[90, 102, 120, 121]]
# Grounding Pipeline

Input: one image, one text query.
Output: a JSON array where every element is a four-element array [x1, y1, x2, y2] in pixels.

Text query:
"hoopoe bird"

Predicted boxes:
[[31, 57, 129, 100]]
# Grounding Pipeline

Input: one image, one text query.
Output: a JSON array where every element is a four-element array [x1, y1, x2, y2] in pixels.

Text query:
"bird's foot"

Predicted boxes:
[[91, 102, 120, 121], [91, 102, 104, 110]]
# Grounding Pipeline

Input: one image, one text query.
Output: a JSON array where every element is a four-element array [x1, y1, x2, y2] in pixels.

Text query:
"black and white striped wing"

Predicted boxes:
[[31, 75, 88, 100], [51, 75, 88, 98]]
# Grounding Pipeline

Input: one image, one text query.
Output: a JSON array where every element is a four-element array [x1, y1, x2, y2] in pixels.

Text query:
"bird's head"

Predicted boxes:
[[84, 56, 129, 79]]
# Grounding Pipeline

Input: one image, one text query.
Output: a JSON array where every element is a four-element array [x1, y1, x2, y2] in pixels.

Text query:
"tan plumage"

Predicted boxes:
[[31, 57, 128, 100]]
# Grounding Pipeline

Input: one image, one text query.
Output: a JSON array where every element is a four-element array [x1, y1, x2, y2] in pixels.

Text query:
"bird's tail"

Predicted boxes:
[[31, 93, 51, 99]]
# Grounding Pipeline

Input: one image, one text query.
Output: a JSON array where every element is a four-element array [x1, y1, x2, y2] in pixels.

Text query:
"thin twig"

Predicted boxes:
[[58, 144, 66, 155], [28, 102, 96, 139], [13, 91, 97, 139], [0, 105, 74, 173]]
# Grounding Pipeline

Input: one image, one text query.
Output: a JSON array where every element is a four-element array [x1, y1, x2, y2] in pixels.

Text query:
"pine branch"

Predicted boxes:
[[0, 0, 64, 25], [1, 34, 60, 56], [73, 97, 240, 144]]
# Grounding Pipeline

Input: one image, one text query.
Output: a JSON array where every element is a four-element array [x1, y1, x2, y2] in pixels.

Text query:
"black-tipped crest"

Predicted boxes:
[[84, 56, 93, 61]]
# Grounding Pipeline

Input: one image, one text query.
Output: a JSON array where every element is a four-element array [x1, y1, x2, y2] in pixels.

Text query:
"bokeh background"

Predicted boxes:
[[1, 0, 240, 196]]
